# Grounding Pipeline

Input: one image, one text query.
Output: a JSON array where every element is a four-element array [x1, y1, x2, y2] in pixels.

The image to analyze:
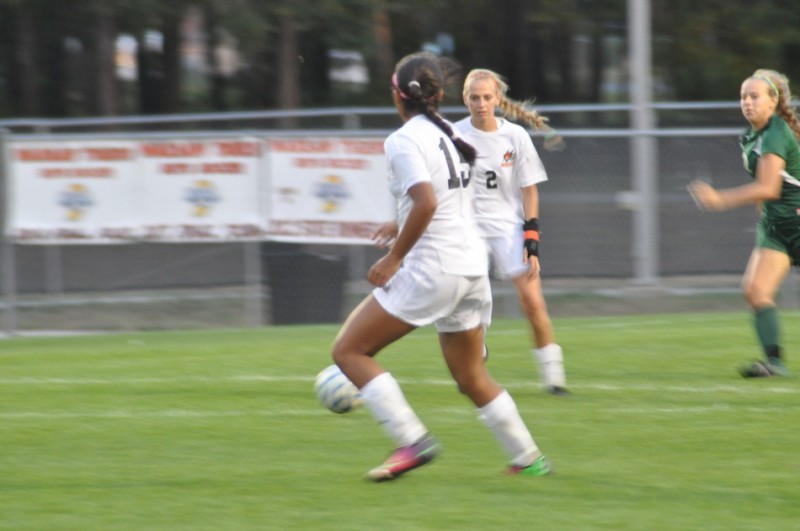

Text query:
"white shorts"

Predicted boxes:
[[485, 224, 527, 279], [373, 263, 492, 332]]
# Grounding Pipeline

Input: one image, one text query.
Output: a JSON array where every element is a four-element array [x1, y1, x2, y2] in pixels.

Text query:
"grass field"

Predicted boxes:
[[1, 312, 798, 530]]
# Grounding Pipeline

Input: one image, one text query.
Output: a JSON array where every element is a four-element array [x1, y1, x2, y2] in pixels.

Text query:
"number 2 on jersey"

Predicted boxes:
[[485, 170, 498, 189], [438, 137, 471, 189]]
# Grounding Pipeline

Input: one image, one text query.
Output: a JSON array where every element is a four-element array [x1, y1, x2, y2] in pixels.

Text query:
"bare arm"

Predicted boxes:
[[367, 182, 436, 287], [521, 184, 540, 220], [688, 153, 784, 211]]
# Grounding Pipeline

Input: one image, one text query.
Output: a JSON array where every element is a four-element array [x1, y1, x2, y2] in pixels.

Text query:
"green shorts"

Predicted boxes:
[[756, 217, 800, 265]]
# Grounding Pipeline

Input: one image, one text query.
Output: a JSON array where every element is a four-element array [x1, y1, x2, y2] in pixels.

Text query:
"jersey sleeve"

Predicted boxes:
[[515, 127, 548, 188], [385, 133, 432, 195]]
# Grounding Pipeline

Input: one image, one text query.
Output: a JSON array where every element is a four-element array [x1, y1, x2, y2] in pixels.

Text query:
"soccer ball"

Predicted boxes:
[[314, 364, 363, 414]]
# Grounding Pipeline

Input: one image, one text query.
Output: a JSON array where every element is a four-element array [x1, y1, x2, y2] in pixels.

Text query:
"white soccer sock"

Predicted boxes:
[[477, 390, 539, 467], [533, 343, 566, 388], [360, 372, 428, 447]]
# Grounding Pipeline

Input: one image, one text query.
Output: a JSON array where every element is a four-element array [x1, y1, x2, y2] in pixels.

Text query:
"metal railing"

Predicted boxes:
[[0, 102, 786, 335]]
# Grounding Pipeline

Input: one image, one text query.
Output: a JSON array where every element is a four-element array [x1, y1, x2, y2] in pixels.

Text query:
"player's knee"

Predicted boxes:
[[742, 285, 772, 308], [331, 340, 352, 366]]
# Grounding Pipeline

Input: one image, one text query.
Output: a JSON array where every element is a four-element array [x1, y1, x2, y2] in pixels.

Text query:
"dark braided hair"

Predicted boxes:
[[393, 52, 477, 165]]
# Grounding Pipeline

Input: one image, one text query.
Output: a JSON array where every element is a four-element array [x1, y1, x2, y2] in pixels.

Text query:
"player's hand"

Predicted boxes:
[[367, 253, 402, 287], [687, 180, 724, 211], [372, 221, 399, 248], [525, 255, 541, 279]]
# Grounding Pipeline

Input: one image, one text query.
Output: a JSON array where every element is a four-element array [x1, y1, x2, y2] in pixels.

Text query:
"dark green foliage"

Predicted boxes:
[[0, 1, 798, 117]]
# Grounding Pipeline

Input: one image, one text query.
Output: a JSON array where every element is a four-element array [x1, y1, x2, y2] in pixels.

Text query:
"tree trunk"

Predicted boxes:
[[529, 24, 549, 102], [512, 0, 535, 99], [589, 30, 604, 104], [162, 11, 183, 113], [372, 2, 394, 90], [203, 4, 226, 110], [552, 23, 575, 102], [137, 33, 163, 114], [41, 7, 68, 117], [13, 4, 40, 116], [277, 11, 300, 126], [89, 3, 117, 116]]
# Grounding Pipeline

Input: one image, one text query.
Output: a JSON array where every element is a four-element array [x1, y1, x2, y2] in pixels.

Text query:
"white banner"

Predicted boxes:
[[5, 135, 395, 244], [138, 138, 266, 241], [265, 137, 393, 244], [7, 140, 140, 242]]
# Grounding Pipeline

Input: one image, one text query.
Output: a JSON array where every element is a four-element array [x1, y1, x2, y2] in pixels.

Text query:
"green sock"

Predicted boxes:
[[753, 306, 781, 360]]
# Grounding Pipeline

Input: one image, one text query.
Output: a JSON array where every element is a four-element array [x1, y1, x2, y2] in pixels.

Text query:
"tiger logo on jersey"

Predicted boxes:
[[501, 149, 515, 168]]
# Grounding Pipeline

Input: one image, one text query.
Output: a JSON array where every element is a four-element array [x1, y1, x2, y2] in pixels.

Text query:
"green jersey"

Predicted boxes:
[[740, 114, 800, 222]]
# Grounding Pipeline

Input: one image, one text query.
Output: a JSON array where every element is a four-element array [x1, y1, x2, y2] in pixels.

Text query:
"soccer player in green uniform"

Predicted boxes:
[[689, 68, 800, 377]]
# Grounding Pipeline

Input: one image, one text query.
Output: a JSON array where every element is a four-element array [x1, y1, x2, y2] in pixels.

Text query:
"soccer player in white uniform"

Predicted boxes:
[[331, 53, 552, 481], [455, 68, 568, 395]]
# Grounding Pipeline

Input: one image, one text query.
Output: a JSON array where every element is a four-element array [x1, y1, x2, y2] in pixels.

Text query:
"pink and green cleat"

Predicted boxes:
[[507, 454, 553, 476], [366, 434, 441, 482]]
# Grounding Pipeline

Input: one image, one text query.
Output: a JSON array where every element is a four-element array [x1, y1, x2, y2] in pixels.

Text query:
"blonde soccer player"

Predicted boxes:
[[689, 69, 800, 378], [455, 68, 568, 395]]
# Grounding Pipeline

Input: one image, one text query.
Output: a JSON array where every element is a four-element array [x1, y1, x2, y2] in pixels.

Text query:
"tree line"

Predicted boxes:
[[0, 0, 798, 118]]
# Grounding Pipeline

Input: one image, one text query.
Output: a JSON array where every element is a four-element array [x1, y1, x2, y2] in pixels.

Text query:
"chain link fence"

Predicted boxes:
[[3, 103, 794, 334]]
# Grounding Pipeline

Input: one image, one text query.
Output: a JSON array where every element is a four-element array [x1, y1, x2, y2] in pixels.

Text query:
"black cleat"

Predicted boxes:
[[738, 359, 789, 378]]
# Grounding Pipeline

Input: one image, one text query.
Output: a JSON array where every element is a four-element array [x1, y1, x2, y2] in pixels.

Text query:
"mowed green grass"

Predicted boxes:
[[1, 313, 799, 531]]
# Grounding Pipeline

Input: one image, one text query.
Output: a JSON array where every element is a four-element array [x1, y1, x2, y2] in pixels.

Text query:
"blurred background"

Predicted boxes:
[[2, 0, 800, 333], [1, 0, 799, 116]]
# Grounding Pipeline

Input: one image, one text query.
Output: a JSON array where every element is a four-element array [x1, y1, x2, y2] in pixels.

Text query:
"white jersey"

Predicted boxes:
[[383, 115, 487, 276], [455, 117, 548, 237]]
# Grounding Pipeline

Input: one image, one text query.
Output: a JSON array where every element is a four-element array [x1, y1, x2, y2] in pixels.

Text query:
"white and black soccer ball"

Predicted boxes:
[[314, 364, 363, 414]]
